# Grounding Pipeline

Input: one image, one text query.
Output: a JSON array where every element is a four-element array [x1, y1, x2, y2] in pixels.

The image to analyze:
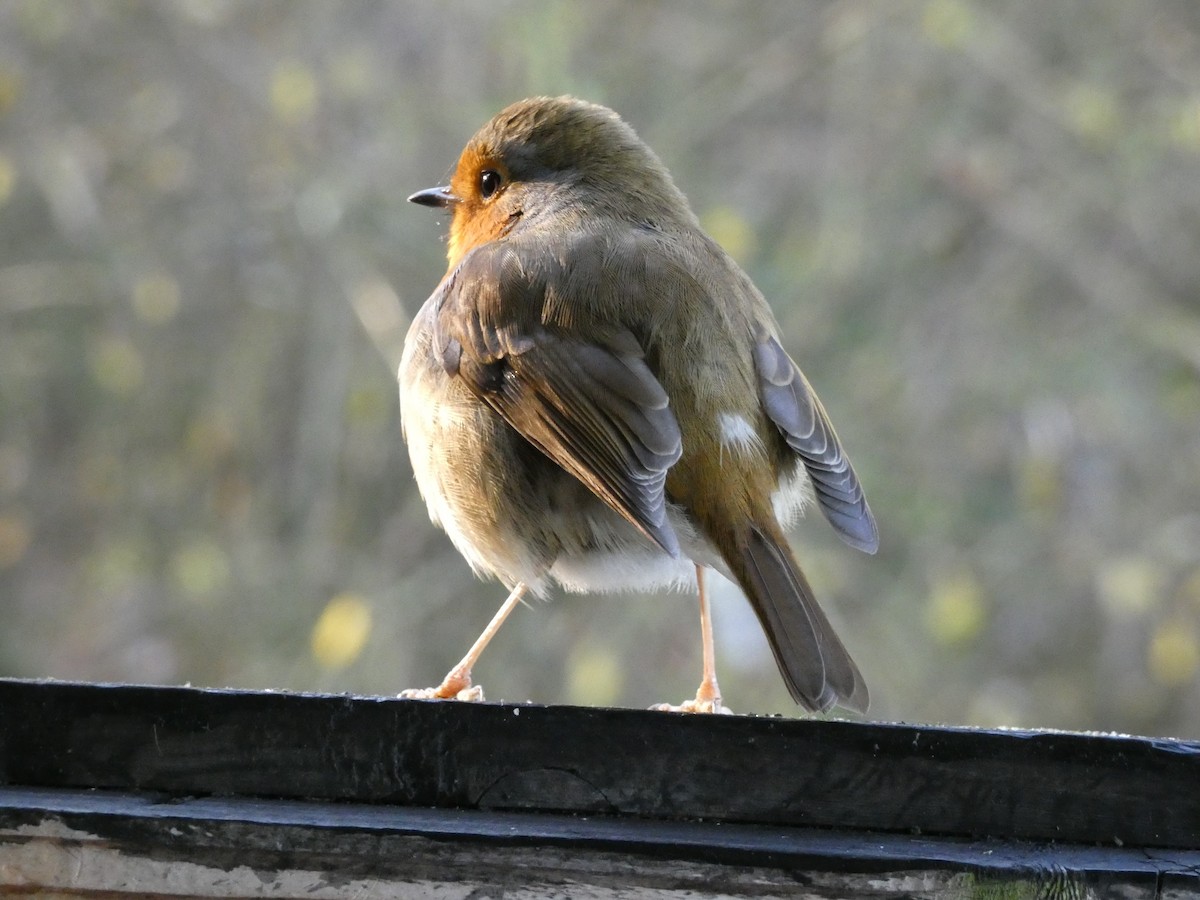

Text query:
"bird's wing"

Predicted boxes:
[[430, 242, 683, 557], [752, 326, 878, 554]]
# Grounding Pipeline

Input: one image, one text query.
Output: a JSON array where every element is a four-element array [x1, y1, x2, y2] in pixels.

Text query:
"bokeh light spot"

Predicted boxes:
[[1064, 84, 1120, 145], [89, 336, 145, 396], [926, 567, 987, 646], [270, 61, 319, 125], [566, 644, 624, 707], [1148, 620, 1200, 687], [0, 513, 32, 569], [922, 0, 973, 48], [311, 593, 373, 670], [701, 206, 756, 265], [0, 154, 16, 206], [132, 273, 182, 324], [1168, 98, 1200, 153], [171, 538, 231, 601], [1098, 558, 1162, 616]]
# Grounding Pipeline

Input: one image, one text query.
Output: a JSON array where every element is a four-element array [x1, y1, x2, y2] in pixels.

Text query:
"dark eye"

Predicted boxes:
[[479, 169, 502, 199]]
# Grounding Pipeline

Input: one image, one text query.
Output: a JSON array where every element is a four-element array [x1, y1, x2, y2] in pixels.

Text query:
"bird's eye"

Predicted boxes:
[[479, 169, 502, 199]]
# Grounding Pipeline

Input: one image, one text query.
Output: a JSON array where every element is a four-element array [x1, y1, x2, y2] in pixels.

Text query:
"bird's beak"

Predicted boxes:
[[407, 186, 460, 208]]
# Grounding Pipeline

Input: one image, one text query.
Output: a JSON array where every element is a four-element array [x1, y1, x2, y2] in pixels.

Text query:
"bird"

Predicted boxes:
[[399, 96, 877, 713]]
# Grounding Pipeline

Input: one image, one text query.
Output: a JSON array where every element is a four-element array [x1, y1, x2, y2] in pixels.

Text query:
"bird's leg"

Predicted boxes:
[[400, 581, 529, 702], [651, 566, 732, 714], [693, 566, 725, 711]]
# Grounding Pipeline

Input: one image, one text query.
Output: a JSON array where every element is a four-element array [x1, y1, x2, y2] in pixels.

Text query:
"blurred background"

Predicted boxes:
[[2, 0, 1199, 735]]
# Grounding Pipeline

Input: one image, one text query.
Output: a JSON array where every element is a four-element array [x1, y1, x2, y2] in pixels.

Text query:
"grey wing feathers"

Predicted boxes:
[[753, 330, 879, 554]]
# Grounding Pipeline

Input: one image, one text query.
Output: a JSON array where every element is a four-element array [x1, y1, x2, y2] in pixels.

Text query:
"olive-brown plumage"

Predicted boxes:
[[401, 96, 877, 712]]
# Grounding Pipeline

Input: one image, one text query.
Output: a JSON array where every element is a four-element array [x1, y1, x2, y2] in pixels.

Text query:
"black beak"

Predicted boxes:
[[407, 186, 459, 208]]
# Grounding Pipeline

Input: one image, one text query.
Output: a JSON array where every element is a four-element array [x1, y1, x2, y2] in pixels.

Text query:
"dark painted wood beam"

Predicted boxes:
[[0, 679, 1197, 897]]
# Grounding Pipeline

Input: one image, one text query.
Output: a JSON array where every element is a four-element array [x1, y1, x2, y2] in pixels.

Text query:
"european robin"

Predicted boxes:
[[400, 96, 877, 713]]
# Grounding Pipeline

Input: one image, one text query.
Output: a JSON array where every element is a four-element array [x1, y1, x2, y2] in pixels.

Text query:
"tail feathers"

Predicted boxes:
[[733, 525, 868, 713]]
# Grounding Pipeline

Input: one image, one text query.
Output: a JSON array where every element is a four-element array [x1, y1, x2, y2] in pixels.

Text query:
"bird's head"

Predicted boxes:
[[410, 96, 693, 269]]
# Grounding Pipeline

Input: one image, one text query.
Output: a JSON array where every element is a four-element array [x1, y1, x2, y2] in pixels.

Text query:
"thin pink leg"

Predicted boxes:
[[692, 566, 725, 711], [650, 566, 730, 714], [401, 581, 529, 701]]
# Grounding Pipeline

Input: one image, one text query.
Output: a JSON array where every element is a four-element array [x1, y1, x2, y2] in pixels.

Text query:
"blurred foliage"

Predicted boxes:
[[1, 0, 1198, 736]]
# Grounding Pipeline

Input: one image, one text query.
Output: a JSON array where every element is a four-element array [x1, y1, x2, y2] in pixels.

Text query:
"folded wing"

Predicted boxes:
[[432, 243, 683, 557], [753, 327, 879, 554]]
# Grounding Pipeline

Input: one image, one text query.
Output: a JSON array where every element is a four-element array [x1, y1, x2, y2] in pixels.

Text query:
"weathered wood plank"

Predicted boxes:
[[0, 678, 1196, 851], [1, 785, 1196, 898]]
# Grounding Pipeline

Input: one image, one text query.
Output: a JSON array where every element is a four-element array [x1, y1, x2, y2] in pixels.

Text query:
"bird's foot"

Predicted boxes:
[[650, 697, 732, 714], [650, 678, 731, 714], [398, 668, 485, 702]]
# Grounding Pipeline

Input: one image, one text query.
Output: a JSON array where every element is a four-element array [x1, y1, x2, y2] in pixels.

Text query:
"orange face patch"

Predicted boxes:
[[447, 146, 515, 269]]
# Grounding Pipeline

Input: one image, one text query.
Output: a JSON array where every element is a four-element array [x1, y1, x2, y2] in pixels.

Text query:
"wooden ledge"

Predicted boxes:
[[0, 678, 1197, 897]]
